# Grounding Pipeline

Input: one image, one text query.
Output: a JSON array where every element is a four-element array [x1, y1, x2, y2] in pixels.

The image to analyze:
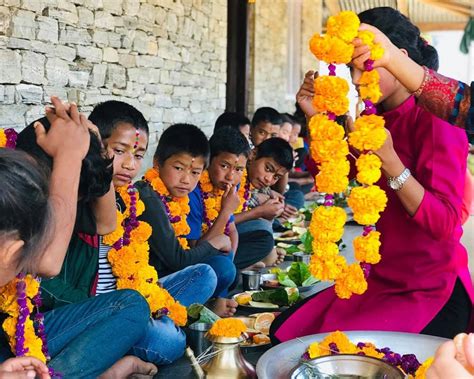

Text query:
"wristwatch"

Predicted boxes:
[[387, 168, 411, 191]]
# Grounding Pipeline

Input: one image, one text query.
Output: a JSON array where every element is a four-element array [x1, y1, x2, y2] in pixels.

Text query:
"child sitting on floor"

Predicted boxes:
[[135, 123, 235, 317], [0, 99, 153, 378], [187, 127, 251, 309], [233, 137, 294, 269]]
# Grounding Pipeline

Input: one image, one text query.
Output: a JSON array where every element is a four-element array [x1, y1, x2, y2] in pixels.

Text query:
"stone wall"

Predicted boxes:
[[247, 0, 322, 115], [0, 0, 227, 166]]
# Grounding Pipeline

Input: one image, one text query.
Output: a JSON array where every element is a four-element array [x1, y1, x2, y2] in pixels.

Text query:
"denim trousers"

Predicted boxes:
[[129, 263, 217, 365], [35, 289, 148, 378], [203, 254, 236, 298]]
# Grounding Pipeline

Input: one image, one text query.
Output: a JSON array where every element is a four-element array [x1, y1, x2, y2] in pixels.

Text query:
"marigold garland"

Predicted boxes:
[[0, 275, 46, 362], [103, 184, 187, 326], [308, 10, 388, 299], [198, 171, 229, 235], [208, 318, 247, 338], [234, 168, 253, 214], [144, 168, 190, 249], [305, 331, 433, 378]]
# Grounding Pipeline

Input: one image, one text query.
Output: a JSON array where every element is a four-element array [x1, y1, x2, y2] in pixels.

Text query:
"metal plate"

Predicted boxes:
[[256, 331, 448, 379]]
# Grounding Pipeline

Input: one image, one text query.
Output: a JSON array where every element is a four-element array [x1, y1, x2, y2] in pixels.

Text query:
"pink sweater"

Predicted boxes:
[[274, 96, 472, 341]]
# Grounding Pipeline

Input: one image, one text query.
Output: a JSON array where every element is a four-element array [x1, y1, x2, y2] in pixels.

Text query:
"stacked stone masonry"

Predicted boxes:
[[0, 0, 227, 166]]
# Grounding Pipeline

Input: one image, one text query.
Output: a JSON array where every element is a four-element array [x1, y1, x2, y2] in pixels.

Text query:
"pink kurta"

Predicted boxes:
[[274, 96, 472, 341]]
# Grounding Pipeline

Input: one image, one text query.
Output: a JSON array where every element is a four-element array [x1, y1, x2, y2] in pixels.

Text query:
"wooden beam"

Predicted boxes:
[[226, 0, 249, 114], [397, 0, 409, 17], [419, 0, 473, 17], [325, 0, 340, 15], [416, 21, 468, 31]]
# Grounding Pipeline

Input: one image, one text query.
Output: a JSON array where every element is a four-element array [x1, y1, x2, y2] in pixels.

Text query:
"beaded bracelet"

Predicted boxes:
[[412, 66, 430, 97]]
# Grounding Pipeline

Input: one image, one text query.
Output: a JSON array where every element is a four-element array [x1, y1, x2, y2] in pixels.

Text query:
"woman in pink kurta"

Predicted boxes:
[[271, 7, 473, 342]]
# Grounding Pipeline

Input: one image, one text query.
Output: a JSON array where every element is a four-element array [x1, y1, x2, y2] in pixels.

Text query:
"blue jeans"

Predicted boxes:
[[129, 264, 217, 365], [40, 290, 148, 378], [204, 254, 236, 298]]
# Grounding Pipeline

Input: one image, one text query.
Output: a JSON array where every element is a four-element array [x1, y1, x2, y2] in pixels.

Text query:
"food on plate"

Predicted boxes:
[[249, 300, 279, 309], [263, 279, 279, 288], [252, 334, 271, 344], [235, 292, 252, 305], [253, 312, 275, 334], [251, 287, 299, 306], [280, 230, 299, 238]]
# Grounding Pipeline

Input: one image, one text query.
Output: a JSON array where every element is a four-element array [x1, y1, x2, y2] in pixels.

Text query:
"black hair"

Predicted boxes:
[[154, 123, 210, 166], [0, 148, 53, 273], [251, 107, 283, 128], [88, 100, 149, 142], [281, 113, 297, 126], [16, 117, 113, 203], [214, 112, 251, 133], [358, 7, 439, 70], [209, 126, 251, 160], [255, 137, 294, 170]]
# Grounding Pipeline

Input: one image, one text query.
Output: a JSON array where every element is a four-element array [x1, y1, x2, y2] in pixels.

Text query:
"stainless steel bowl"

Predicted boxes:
[[291, 354, 405, 379]]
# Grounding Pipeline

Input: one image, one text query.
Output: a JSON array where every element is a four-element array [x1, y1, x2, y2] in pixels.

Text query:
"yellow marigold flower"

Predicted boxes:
[[102, 211, 125, 246], [130, 221, 152, 244], [326, 11, 360, 43], [310, 243, 346, 280], [320, 331, 358, 355], [413, 357, 433, 379], [313, 76, 350, 116], [359, 70, 379, 86], [310, 138, 348, 163], [354, 230, 381, 264], [309, 114, 345, 142], [370, 44, 385, 60], [348, 185, 388, 225], [311, 206, 347, 231], [358, 343, 385, 359], [357, 30, 375, 45], [316, 159, 350, 194], [359, 83, 382, 104], [335, 263, 368, 299], [349, 115, 386, 151], [310, 34, 354, 65], [355, 154, 382, 185], [0, 129, 6, 148], [167, 301, 188, 326], [308, 341, 324, 359], [209, 318, 247, 338]]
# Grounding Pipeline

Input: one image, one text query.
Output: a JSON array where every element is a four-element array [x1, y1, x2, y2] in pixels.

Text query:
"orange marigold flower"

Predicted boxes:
[[309, 34, 354, 65], [348, 185, 388, 225], [359, 83, 382, 103], [313, 76, 350, 115], [209, 318, 247, 338], [326, 11, 360, 43], [334, 263, 368, 299], [316, 159, 350, 194], [309, 114, 345, 142], [167, 301, 188, 326], [309, 243, 346, 280], [353, 230, 382, 264], [414, 357, 433, 379], [0, 129, 6, 148], [349, 114, 386, 151], [355, 154, 382, 185], [310, 138, 348, 163]]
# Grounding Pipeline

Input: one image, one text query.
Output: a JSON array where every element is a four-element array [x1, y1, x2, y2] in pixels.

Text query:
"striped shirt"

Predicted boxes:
[[95, 236, 117, 295]]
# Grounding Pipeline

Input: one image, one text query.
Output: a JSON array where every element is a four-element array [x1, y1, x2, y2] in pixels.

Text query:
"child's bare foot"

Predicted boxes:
[[210, 297, 238, 317], [244, 261, 265, 270], [99, 356, 158, 378], [262, 247, 285, 267]]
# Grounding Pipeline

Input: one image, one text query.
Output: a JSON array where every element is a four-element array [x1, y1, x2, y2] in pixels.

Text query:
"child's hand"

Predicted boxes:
[[296, 71, 317, 118], [269, 190, 284, 202], [36, 96, 90, 161], [259, 198, 284, 220], [280, 204, 298, 220], [352, 24, 394, 71], [0, 357, 51, 379], [221, 185, 240, 214]]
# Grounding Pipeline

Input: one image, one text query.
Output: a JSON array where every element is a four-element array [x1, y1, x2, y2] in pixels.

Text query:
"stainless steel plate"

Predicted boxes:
[[256, 331, 447, 379]]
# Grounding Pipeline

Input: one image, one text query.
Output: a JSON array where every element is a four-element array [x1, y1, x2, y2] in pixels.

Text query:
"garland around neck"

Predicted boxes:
[[143, 168, 190, 249], [103, 184, 187, 326]]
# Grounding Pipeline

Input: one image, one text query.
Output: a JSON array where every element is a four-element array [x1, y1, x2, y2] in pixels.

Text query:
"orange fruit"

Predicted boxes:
[[253, 312, 275, 335]]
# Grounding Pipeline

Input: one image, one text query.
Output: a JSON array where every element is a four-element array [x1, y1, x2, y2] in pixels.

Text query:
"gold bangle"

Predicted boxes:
[[413, 66, 430, 97]]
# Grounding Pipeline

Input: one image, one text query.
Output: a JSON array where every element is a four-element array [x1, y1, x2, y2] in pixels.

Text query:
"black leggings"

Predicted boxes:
[[421, 278, 471, 339]]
